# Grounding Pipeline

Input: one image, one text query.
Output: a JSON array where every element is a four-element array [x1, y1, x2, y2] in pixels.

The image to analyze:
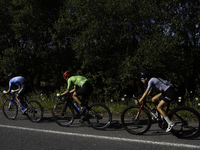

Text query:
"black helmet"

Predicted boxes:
[[8, 73, 15, 79], [140, 71, 151, 80]]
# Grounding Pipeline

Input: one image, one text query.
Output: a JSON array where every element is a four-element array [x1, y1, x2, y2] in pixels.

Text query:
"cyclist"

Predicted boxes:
[[58, 70, 93, 113], [136, 70, 177, 132], [3, 73, 30, 114]]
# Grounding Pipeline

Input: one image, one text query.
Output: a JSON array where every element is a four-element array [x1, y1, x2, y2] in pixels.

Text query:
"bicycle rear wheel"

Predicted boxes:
[[121, 105, 151, 135], [52, 102, 75, 127], [87, 103, 112, 130], [26, 100, 43, 123], [169, 106, 200, 139], [2, 99, 18, 120]]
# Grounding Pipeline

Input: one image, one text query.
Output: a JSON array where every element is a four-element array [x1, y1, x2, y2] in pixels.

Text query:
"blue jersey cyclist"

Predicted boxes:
[[58, 70, 93, 112], [136, 71, 177, 132], [3, 73, 30, 113]]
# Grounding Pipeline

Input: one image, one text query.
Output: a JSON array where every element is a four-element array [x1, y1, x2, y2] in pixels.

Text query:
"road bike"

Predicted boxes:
[[121, 94, 200, 139], [52, 94, 112, 130], [2, 93, 43, 123]]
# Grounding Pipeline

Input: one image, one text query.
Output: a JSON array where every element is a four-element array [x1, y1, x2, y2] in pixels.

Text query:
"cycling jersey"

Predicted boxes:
[[67, 76, 88, 89], [147, 78, 173, 92], [9, 76, 27, 90], [9, 76, 30, 98], [147, 78, 176, 103]]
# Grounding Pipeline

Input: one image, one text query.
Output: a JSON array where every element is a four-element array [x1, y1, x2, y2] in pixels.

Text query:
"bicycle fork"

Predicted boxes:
[[135, 105, 144, 121], [8, 101, 13, 109]]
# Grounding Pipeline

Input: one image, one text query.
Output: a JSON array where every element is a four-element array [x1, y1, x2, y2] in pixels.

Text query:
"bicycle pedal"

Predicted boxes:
[[152, 117, 157, 121], [79, 115, 87, 123], [79, 119, 85, 124]]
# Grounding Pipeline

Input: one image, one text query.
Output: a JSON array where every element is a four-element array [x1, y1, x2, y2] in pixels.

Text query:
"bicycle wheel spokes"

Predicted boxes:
[[52, 102, 75, 127], [170, 107, 200, 139], [27, 100, 43, 123], [2, 99, 18, 120], [87, 103, 112, 130], [121, 106, 151, 135]]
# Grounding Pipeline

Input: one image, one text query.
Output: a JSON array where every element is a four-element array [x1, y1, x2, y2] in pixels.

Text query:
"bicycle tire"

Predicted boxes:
[[52, 101, 75, 127], [86, 103, 112, 130], [121, 105, 152, 135], [26, 100, 43, 123], [2, 99, 18, 120], [169, 106, 200, 139]]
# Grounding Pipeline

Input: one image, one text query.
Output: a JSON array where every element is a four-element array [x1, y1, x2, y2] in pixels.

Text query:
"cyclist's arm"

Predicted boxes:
[[3, 89, 10, 94], [138, 88, 151, 103], [61, 89, 70, 96], [12, 88, 20, 92], [69, 87, 76, 93]]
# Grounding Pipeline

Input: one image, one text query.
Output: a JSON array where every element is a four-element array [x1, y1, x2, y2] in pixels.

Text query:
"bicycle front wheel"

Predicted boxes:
[[2, 99, 18, 120], [87, 103, 112, 130], [169, 106, 200, 139], [52, 102, 75, 127], [121, 105, 151, 135], [26, 100, 43, 123]]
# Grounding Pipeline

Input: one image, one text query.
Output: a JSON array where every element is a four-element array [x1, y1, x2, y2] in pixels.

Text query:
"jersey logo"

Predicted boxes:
[[165, 96, 171, 100]]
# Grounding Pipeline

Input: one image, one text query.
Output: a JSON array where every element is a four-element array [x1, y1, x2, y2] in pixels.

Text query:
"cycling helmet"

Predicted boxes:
[[8, 73, 15, 79], [63, 71, 71, 79], [140, 70, 151, 80]]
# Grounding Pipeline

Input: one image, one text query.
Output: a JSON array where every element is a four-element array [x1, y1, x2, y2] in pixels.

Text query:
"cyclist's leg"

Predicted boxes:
[[158, 87, 177, 132], [72, 92, 81, 105], [73, 81, 93, 107], [157, 100, 168, 118], [17, 84, 29, 112], [152, 93, 162, 106], [157, 100, 175, 132]]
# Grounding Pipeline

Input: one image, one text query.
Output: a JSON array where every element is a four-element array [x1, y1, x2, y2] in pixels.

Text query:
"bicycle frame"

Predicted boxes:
[[60, 95, 80, 115], [59, 94, 91, 115], [136, 100, 172, 120], [7, 93, 34, 113], [136, 100, 186, 124]]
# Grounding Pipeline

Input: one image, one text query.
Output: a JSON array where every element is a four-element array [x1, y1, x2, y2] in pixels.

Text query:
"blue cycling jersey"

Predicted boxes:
[[9, 76, 27, 89]]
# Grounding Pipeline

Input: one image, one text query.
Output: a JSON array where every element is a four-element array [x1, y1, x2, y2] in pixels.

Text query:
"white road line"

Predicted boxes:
[[0, 124, 200, 149]]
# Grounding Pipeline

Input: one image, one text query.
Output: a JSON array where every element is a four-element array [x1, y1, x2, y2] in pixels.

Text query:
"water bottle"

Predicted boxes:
[[151, 107, 158, 119], [151, 107, 156, 113], [74, 103, 80, 111]]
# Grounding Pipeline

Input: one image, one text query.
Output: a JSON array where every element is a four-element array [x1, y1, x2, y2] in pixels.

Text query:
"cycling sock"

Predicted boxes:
[[164, 116, 173, 125]]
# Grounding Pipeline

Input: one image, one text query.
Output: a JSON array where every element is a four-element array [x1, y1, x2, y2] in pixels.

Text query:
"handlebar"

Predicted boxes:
[[132, 94, 146, 105], [2, 92, 16, 99], [57, 93, 71, 101]]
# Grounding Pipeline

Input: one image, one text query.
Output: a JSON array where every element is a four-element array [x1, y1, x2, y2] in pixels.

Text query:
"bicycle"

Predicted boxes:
[[121, 94, 200, 139], [2, 92, 43, 123], [52, 94, 112, 130]]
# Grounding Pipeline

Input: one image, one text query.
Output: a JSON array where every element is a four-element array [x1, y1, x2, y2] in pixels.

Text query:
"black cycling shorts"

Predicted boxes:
[[17, 82, 30, 98], [76, 81, 93, 99], [162, 86, 177, 103]]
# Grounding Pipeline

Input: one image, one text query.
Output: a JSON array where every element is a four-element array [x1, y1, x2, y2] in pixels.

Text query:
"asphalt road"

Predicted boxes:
[[0, 110, 200, 150]]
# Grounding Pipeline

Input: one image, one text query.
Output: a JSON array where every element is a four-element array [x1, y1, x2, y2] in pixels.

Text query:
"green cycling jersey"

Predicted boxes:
[[67, 76, 88, 89]]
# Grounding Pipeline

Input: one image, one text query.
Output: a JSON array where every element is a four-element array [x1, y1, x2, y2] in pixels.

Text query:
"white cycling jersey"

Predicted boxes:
[[147, 77, 173, 92]]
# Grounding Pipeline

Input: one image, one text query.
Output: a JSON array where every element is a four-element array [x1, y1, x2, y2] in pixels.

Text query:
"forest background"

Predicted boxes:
[[0, 0, 200, 111]]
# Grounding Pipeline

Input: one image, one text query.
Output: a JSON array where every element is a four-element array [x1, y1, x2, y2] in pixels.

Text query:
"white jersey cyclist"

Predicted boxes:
[[139, 71, 177, 132], [147, 77, 176, 103], [147, 78, 172, 92]]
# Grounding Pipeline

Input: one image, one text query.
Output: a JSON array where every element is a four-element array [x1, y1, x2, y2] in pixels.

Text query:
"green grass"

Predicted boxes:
[[0, 90, 200, 116]]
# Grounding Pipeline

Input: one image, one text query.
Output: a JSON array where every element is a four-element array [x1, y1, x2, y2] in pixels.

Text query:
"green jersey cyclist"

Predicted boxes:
[[136, 71, 177, 132], [58, 70, 93, 113]]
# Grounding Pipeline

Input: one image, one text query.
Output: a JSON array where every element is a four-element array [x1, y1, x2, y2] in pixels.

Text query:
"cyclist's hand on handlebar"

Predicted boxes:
[[3, 90, 7, 94], [134, 99, 141, 105], [56, 93, 62, 100]]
